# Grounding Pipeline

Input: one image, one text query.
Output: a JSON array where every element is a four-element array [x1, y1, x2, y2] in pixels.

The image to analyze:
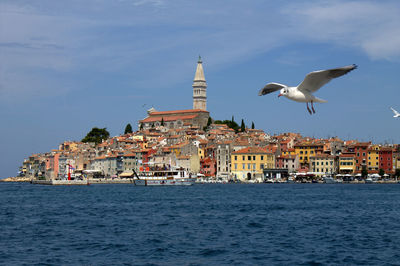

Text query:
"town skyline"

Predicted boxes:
[[1, 0, 400, 178]]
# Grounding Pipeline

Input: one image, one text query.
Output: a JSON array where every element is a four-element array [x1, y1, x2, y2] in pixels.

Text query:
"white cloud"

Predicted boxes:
[[1, 0, 399, 102], [284, 1, 400, 60]]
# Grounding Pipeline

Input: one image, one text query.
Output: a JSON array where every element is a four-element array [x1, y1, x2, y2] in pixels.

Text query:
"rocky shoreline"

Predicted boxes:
[[1, 177, 32, 182]]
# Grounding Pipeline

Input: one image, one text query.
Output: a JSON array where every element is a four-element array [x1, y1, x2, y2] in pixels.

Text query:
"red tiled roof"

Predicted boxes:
[[232, 147, 272, 154], [150, 109, 209, 115], [140, 114, 198, 123]]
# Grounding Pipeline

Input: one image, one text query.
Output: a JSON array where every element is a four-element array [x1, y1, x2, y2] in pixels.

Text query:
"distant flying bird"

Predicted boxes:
[[258, 64, 357, 114], [391, 107, 400, 118]]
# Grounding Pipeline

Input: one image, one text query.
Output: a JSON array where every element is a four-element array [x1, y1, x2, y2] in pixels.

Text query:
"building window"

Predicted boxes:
[[253, 156, 256, 160], [260, 164, 264, 169], [253, 163, 256, 170], [242, 163, 245, 169], [234, 164, 237, 170], [248, 156, 251, 160], [243, 156, 245, 161], [234, 156, 237, 161], [261, 156, 264, 160], [248, 163, 251, 169]]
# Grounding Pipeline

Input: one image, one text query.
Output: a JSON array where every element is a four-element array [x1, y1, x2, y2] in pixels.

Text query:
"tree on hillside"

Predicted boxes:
[[140, 123, 143, 130], [124, 123, 133, 134], [161, 117, 164, 126], [240, 119, 245, 132], [251, 121, 255, 129], [203, 117, 213, 132], [214, 119, 240, 133], [82, 127, 110, 145]]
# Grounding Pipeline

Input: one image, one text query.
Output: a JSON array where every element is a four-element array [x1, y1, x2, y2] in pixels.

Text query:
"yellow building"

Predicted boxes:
[[198, 147, 205, 160], [368, 145, 380, 172], [339, 153, 355, 174], [294, 141, 324, 166], [231, 147, 275, 181], [281, 148, 296, 156]]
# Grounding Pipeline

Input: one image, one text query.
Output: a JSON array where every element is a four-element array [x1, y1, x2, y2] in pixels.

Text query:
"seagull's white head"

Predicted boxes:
[[278, 88, 288, 98]]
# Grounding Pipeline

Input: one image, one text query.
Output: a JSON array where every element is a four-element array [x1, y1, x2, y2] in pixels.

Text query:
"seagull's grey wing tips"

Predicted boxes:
[[258, 83, 285, 96], [328, 64, 358, 79]]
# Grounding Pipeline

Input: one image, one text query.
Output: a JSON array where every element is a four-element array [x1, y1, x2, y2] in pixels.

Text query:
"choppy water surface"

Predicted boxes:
[[1, 183, 400, 265]]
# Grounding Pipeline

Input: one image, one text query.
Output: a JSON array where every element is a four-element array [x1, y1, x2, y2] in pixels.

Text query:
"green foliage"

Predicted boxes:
[[240, 119, 245, 132], [251, 121, 255, 129], [140, 123, 143, 130], [203, 117, 213, 132], [161, 117, 164, 126], [214, 119, 240, 133], [395, 169, 400, 178], [207, 117, 212, 127], [361, 168, 368, 178], [124, 123, 133, 134], [379, 168, 385, 177], [82, 127, 110, 144]]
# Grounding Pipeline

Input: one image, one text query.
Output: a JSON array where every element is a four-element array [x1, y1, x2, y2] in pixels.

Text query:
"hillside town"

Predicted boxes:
[[17, 57, 400, 183]]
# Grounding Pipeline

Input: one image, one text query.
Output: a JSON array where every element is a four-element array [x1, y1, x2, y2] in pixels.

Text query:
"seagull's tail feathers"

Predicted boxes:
[[313, 97, 328, 103]]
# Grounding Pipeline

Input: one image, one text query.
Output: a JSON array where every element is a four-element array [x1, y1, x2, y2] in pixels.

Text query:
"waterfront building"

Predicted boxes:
[[309, 154, 336, 177], [200, 157, 217, 177], [367, 145, 380, 173], [231, 147, 275, 181], [294, 141, 324, 167], [339, 152, 356, 174], [216, 141, 233, 179], [276, 155, 299, 173], [379, 147, 393, 174], [352, 142, 371, 173], [122, 152, 138, 172]]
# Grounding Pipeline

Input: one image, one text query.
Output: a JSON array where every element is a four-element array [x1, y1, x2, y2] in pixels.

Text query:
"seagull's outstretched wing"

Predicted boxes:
[[258, 83, 287, 96], [391, 107, 400, 116], [297, 64, 357, 93]]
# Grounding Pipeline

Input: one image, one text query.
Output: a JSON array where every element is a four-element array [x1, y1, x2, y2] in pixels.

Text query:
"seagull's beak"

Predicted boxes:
[[278, 93, 282, 98]]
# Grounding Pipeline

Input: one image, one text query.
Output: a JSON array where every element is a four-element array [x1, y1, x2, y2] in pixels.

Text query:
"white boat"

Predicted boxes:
[[323, 176, 340, 184], [365, 177, 377, 184], [133, 168, 196, 186]]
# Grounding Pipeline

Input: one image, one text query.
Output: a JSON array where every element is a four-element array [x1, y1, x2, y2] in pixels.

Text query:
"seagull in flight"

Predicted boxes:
[[258, 64, 357, 114], [391, 107, 400, 118]]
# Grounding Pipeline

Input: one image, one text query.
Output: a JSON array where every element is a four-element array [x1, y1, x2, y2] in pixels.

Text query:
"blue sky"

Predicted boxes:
[[1, 0, 400, 178]]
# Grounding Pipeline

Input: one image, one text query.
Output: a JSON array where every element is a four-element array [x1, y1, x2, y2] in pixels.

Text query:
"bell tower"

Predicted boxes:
[[192, 56, 207, 110]]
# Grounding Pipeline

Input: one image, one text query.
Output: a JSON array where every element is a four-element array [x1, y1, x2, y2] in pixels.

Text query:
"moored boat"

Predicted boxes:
[[133, 168, 196, 186]]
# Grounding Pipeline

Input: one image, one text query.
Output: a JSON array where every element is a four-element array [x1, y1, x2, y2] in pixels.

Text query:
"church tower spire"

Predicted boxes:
[[193, 56, 207, 110]]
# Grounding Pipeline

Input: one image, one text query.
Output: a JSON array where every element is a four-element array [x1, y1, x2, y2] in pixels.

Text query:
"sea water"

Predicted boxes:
[[1, 183, 400, 265]]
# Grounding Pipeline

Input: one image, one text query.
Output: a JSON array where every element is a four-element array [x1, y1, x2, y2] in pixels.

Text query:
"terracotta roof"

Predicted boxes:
[[123, 153, 136, 157], [232, 147, 272, 154], [310, 154, 335, 159], [149, 109, 209, 115], [140, 114, 198, 123]]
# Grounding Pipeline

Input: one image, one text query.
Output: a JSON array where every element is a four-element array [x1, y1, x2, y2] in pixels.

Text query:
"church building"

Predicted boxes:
[[138, 57, 210, 130]]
